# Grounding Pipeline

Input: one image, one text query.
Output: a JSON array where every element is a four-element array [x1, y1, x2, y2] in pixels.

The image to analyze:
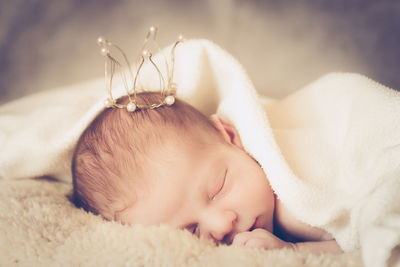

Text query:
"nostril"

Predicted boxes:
[[221, 233, 232, 245]]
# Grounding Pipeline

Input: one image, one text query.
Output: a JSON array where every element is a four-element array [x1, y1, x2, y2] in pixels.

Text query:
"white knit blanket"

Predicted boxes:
[[1, 39, 399, 267]]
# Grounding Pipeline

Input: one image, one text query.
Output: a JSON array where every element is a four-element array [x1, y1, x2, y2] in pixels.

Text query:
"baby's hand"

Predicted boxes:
[[232, 228, 293, 250]]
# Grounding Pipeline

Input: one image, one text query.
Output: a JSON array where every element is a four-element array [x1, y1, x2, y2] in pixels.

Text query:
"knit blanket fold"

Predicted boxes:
[[1, 39, 399, 267]]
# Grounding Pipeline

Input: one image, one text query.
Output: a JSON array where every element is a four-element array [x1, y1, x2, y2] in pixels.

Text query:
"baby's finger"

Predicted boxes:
[[231, 231, 252, 246], [243, 237, 268, 249], [251, 228, 271, 236]]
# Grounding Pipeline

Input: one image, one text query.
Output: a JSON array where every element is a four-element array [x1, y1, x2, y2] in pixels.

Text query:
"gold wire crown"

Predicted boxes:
[[97, 26, 184, 112]]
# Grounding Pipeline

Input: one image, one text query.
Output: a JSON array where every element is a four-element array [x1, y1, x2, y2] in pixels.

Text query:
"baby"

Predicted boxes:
[[72, 91, 342, 253]]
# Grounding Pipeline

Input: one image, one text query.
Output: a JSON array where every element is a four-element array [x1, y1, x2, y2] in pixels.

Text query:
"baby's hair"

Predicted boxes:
[[72, 92, 220, 221]]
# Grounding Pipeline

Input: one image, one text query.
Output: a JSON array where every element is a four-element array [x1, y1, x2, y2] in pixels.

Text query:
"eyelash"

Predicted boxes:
[[192, 224, 198, 235], [186, 224, 198, 236], [211, 168, 227, 201]]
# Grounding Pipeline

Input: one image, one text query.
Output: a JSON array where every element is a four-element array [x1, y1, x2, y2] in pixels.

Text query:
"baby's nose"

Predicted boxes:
[[206, 210, 237, 242]]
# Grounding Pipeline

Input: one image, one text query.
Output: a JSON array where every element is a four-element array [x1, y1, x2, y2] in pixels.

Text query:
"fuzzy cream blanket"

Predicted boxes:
[[1, 39, 398, 266]]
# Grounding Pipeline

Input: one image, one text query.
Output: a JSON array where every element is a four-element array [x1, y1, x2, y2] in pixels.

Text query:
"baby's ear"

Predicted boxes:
[[209, 114, 244, 149]]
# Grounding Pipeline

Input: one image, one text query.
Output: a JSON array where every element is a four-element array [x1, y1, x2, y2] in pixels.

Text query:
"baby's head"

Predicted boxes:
[[72, 92, 275, 244]]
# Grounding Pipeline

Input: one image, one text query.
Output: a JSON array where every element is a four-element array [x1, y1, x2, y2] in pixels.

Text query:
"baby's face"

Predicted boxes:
[[118, 117, 275, 244]]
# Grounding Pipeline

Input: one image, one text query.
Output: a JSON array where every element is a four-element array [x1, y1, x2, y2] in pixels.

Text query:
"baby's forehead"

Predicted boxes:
[[118, 143, 220, 224]]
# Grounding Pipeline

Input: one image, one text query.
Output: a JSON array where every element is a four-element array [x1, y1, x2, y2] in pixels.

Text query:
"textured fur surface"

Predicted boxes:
[[0, 179, 363, 266]]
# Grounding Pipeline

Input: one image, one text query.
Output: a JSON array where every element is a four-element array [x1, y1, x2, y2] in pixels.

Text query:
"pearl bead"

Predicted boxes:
[[165, 95, 175, 106], [149, 26, 156, 32], [142, 50, 150, 57], [104, 98, 113, 107], [178, 35, 184, 41], [97, 36, 106, 45], [100, 47, 109, 56], [126, 102, 137, 112]]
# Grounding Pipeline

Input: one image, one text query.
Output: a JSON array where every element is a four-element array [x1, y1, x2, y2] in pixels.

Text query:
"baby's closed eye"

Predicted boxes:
[[185, 224, 199, 237], [209, 168, 228, 201]]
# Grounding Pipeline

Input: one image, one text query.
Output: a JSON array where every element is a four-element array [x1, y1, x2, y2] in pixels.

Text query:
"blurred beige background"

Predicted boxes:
[[0, 0, 399, 105]]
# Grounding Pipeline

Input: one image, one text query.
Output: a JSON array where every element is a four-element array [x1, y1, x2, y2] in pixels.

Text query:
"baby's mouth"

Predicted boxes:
[[221, 217, 259, 245], [249, 216, 259, 232]]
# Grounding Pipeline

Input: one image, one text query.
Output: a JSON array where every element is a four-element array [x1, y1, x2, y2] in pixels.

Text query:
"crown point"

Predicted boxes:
[[165, 95, 175, 106], [126, 102, 137, 112]]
